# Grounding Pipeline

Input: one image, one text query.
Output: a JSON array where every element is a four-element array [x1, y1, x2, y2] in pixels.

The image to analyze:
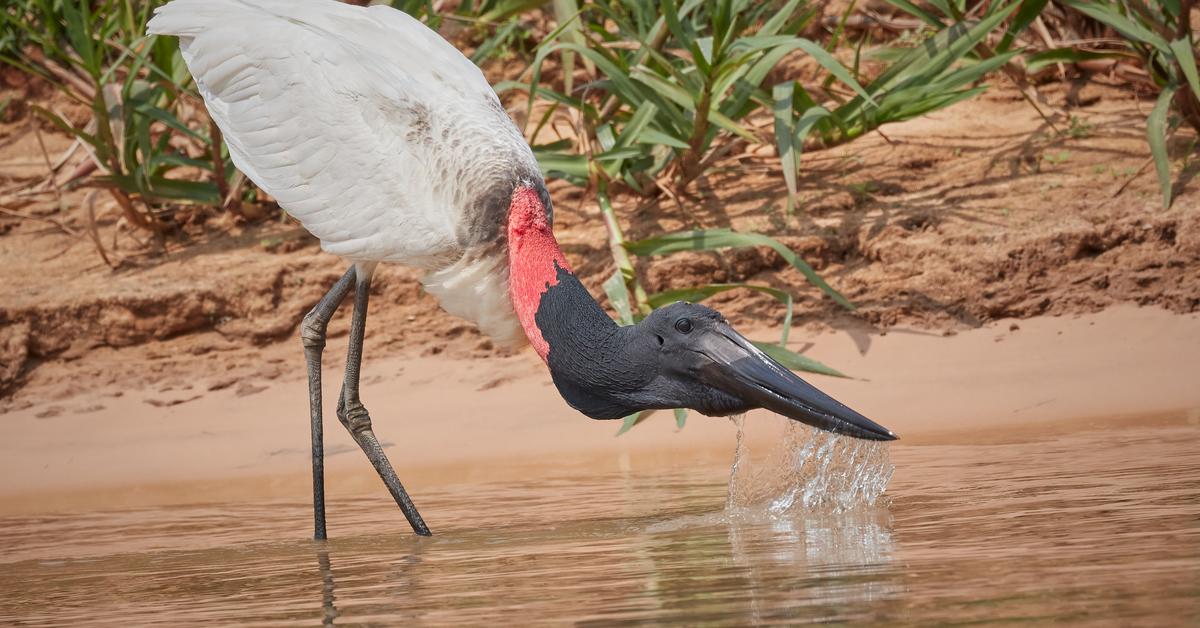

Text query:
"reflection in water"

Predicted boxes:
[[725, 509, 898, 623], [645, 416, 900, 620], [1, 421, 1198, 625], [317, 550, 335, 626]]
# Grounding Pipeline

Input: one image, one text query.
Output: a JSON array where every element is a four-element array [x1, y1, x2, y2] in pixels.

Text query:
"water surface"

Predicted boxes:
[[2, 420, 1197, 625]]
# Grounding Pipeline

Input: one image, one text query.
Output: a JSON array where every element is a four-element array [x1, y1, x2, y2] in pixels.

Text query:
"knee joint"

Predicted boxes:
[[300, 311, 327, 349], [337, 400, 372, 434]]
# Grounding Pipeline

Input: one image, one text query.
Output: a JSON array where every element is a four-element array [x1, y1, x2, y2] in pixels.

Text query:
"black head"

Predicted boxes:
[[553, 301, 897, 441]]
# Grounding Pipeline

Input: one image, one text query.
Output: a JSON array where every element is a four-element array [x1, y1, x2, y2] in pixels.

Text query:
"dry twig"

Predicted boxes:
[[0, 205, 77, 236], [83, 190, 118, 268], [31, 123, 65, 209]]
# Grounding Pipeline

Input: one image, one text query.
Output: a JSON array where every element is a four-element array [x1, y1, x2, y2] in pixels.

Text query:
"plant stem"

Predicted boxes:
[[1173, 0, 1200, 134], [678, 86, 713, 190], [88, 83, 155, 233], [83, 190, 117, 268], [208, 118, 244, 218], [597, 182, 650, 316]]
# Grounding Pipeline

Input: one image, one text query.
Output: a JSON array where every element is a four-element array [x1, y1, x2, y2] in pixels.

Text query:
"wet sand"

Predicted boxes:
[[1, 304, 1198, 515]]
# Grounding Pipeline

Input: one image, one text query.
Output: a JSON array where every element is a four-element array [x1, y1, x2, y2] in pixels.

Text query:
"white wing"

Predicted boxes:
[[149, 0, 543, 345]]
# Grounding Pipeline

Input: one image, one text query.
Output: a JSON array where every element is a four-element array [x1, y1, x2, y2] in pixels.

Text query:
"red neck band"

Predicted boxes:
[[507, 186, 570, 361]]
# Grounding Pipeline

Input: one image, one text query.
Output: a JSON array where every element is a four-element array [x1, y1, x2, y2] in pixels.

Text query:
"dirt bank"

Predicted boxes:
[[1, 78, 1198, 413], [1, 304, 1197, 515]]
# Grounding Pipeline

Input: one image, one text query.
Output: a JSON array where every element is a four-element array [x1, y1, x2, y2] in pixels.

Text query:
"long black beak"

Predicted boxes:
[[695, 324, 897, 441]]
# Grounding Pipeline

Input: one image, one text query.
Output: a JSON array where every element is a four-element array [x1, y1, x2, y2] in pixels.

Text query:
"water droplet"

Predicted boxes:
[[726, 419, 893, 515]]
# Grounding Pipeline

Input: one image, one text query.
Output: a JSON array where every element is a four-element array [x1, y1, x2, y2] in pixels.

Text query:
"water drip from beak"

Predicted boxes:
[[725, 414, 894, 515]]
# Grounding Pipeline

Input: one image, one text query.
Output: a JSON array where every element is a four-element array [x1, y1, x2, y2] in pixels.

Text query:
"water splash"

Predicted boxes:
[[726, 415, 894, 515]]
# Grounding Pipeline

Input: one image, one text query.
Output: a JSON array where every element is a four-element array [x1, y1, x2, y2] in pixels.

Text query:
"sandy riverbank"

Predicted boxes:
[[2, 304, 1196, 515]]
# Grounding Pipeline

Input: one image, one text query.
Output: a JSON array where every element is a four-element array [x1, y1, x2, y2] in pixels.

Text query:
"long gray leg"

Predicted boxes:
[[336, 262, 432, 536], [301, 266, 356, 541]]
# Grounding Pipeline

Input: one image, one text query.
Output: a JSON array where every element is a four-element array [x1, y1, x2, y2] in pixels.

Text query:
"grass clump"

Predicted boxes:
[[0, 0, 265, 244], [1058, 0, 1200, 208]]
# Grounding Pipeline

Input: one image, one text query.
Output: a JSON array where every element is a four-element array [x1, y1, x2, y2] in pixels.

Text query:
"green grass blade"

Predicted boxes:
[[603, 270, 635, 326], [630, 67, 695, 109], [526, 41, 634, 133], [470, 19, 521, 63], [1147, 84, 1177, 209], [933, 51, 1019, 89], [625, 229, 854, 310], [132, 101, 206, 141], [60, 1, 98, 78], [646, 282, 792, 308], [874, 85, 987, 122], [29, 104, 99, 147], [595, 147, 647, 162], [148, 152, 211, 172], [752, 341, 847, 377], [739, 41, 799, 89], [663, 0, 708, 75], [478, 0, 551, 23], [1158, 0, 1183, 18], [615, 410, 652, 435], [788, 104, 831, 189], [599, 184, 651, 315], [1169, 38, 1200, 103], [924, 0, 961, 19], [708, 109, 759, 143], [998, 0, 1049, 53], [759, 0, 806, 37], [614, 102, 659, 149], [1023, 48, 1126, 74], [636, 129, 691, 149], [793, 38, 877, 107], [552, 0, 585, 94], [558, 43, 645, 102], [883, 0, 946, 28], [533, 150, 590, 178], [98, 172, 220, 203], [773, 81, 798, 215], [1060, 1, 1171, 55], [874, 4, 1019, 93], [773, 85, 831, 216], [654, 280, 796, 347]]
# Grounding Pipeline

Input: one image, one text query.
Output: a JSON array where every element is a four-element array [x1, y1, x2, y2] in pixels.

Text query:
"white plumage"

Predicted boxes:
[[148, 0, 543, 345]]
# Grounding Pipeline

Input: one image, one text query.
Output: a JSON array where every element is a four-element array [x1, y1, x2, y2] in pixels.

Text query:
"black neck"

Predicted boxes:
[[533, 263, 658, 420]]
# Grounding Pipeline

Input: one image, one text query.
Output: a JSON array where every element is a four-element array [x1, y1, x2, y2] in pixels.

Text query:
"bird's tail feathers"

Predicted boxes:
[[147, 0, 352, 37]]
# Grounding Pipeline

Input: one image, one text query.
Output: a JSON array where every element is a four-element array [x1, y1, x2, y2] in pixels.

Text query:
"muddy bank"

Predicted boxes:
[[1, 305, 1197, 515], [1, 80, 1199, 408]]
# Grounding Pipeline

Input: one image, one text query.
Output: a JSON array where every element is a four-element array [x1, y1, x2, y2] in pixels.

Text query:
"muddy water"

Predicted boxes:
[[1, 420, 1197, 625]]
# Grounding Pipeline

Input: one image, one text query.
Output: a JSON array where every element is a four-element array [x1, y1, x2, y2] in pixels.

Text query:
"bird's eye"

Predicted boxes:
[[674, 318, 693, 334]]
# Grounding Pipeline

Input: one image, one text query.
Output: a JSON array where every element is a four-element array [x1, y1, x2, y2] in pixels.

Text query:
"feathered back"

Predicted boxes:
[[149, 0, 544, 345]]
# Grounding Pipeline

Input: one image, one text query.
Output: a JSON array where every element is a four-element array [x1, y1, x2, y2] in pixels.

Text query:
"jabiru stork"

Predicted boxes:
[[148, 0, 896, 540]]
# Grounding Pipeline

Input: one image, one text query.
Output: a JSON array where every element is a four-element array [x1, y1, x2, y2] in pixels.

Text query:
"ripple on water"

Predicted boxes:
[[0, 420, 1197, 625]]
